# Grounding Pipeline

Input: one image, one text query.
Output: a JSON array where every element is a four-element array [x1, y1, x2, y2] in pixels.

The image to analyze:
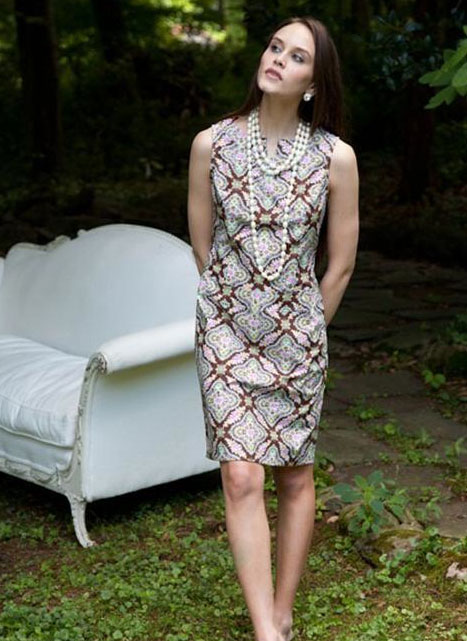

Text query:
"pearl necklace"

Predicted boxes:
[[246, 106, 311, 281]]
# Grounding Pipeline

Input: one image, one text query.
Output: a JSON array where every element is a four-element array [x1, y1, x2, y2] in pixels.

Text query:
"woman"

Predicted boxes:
[[187, 15, 359, 641]]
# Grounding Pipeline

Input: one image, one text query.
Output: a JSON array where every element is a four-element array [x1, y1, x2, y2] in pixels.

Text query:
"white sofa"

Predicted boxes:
[[0, 223, 218, 547]]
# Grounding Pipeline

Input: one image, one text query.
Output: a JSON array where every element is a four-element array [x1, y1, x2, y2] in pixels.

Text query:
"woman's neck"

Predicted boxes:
[[257, 96, 301, 139]]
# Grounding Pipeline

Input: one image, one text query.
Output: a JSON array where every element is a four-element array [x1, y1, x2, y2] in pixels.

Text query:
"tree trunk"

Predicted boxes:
[[90, 0, 128, 65], [14, 0, 62, 177], [90, 0, 141, 103], [352, 0, 371, 32], [397, 0, 450, 201], [398, 81, 435, 202]]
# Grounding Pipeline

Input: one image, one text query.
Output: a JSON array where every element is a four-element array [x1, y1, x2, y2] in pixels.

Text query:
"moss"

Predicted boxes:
[[356, 527, 424, 567]]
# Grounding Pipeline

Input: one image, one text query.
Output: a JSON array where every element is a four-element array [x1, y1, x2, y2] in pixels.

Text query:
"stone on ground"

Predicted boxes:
[[327, 370, 425, 401], [318, 250, 467, 540], [317, 428, 396, 465]]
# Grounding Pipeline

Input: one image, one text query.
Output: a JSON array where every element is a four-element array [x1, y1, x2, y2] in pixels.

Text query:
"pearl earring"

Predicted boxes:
[[303, 91, 314, 102]]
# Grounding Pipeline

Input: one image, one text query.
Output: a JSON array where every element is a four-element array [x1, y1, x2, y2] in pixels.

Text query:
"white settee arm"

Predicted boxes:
[[89, 317, 196, 375]]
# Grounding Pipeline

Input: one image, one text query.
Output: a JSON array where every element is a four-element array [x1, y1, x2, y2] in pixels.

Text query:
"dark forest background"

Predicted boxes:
[[0, 0, 466, 266]]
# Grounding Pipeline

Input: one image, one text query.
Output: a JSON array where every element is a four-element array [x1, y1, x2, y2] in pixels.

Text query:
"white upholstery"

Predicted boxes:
[[0, 429, 74, 474], [0, 334, 87, 447], [96, 318, 196, 374], [0, 224, 218, 547], [0, 225, 195, 356]]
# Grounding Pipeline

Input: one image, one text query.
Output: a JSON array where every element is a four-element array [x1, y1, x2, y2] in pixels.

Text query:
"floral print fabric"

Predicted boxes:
[[195, 115, 339, 466]]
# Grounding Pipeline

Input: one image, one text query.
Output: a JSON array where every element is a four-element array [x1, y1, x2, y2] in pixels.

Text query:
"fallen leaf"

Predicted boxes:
[[446, 562, 467, 581]]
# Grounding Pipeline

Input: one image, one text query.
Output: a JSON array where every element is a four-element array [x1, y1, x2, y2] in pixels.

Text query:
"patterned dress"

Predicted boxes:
[[194, 114, 340, 466]]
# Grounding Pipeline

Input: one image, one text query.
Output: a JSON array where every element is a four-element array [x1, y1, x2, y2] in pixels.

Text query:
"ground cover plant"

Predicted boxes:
[[0, 460, 466, 641]]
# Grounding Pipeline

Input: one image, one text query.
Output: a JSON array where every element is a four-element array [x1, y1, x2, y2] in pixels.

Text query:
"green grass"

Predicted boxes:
[[1, 469, 466, 641]]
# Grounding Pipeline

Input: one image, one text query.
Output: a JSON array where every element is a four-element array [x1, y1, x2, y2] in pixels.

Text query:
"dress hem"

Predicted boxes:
[[205, 452, 315, 467]]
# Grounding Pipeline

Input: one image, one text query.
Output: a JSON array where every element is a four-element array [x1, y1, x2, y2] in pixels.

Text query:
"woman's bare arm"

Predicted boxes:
[[319, 139, 360, 326], [187, 127, 214, 275]]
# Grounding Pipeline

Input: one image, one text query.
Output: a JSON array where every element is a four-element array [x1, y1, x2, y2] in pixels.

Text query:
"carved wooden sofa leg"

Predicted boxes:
[[67, 493, 96, 548]]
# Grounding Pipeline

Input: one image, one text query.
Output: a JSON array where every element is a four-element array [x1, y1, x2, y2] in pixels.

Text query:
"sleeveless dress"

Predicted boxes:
[[194, 115, 340, 466]]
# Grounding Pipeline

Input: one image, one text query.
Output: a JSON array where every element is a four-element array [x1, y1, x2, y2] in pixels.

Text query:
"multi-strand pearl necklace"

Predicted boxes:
[[246, 106, 311, 281]]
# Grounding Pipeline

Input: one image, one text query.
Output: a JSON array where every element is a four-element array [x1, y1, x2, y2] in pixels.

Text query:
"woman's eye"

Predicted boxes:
[[270, 44, 303, 62]]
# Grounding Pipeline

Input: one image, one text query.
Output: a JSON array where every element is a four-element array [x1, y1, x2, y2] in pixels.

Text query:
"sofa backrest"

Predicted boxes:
[[0, 224, 199, 357]]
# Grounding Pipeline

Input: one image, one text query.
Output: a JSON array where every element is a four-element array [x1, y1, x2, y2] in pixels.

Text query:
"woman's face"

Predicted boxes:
[[257, 23, 315, 99]]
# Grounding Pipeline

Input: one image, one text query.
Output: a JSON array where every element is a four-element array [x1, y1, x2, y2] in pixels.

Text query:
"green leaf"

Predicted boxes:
[[388, 503, 405, 520], [370, 499, 384, 514], [354, 475, 369, 490], [444, 40, 467, 70], [348, 516, 361, 533], [332, 483, 360, 502], [427, 85, 457, 108], [443, 48, 456, 63], [383, 421, 398, 435], [452, 62, 467, 88], [367, 470, 384, 486], [371, 521, 381, 535]]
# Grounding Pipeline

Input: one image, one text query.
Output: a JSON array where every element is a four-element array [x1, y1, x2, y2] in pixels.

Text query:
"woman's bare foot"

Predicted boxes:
[[273, 615, 294, 641]]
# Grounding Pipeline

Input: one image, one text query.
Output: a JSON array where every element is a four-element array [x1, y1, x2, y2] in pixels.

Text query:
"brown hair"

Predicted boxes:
[[220, 16, 348, 271], [221, 15, 347, 138]]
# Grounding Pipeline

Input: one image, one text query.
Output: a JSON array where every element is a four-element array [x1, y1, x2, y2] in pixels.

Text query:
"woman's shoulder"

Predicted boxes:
[[315, 125, 340, 145], [190, 115, 241, 160], [315, 127, 357, 166], [192, 115, 238, 145], [317, 126, 355, 152], [211, 114, 242, 140], [190, 126, 212, 157], [326, 135, 358, 183]]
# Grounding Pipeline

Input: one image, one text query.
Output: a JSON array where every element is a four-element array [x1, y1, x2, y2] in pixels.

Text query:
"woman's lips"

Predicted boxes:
[[265, 69, 282, 80]]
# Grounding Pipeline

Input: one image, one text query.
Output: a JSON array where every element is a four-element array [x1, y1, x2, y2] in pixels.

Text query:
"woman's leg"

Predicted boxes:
[[220, 460, 279, 641], [271, 464, 316, 638]]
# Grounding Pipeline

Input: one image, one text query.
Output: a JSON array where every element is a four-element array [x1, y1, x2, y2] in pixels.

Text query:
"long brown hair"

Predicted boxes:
[[220, 15, 348, 270]]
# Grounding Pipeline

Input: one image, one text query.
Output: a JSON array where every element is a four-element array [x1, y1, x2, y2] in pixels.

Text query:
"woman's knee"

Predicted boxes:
[[220, 461, 265, 502], [273, 464, 314, 497]]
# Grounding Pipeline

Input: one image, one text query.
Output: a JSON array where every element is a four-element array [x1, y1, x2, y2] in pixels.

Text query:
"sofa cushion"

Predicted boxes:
[[0, 335, 88, 447]]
